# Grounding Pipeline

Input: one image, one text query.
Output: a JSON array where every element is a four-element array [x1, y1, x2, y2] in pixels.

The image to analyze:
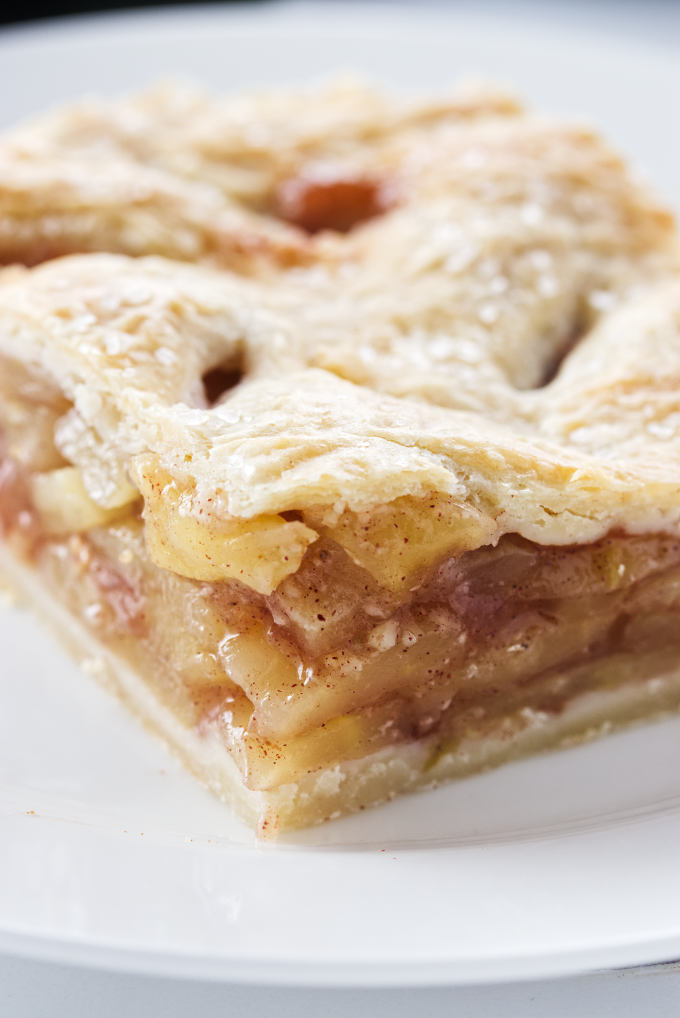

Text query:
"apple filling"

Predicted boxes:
[[4, 435, 680, 801]]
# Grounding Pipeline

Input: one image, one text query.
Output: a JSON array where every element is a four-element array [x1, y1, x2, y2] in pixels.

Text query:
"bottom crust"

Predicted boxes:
[[4, 540, 680, 837]]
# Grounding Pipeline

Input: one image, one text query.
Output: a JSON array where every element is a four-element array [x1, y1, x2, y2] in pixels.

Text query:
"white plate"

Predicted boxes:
[[2, 1, 680, 987]]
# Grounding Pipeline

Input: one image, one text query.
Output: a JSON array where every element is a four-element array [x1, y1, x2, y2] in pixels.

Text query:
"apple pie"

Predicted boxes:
[[2, 79, 680, 835]]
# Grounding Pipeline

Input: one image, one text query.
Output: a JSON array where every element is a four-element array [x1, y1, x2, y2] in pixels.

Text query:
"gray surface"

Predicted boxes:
[[344, 0, 680, 51], [2, 955, 680, 1017], [0, 954, 679, 1017]]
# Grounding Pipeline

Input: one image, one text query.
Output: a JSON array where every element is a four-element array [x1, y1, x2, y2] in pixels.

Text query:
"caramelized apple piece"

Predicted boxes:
[[217, 621, 304, 714], [233, 714, 368, 790], [268, 538, 399, 657], [31, 467, 132, 534], [137, 465, 318, 595], [304, 493, 496, 591], [442, 532, 680, 603]]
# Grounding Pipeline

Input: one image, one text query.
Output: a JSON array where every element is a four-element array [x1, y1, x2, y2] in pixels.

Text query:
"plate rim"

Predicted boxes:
[[2, 913, 680, 987], [2, 0, 680, 987]]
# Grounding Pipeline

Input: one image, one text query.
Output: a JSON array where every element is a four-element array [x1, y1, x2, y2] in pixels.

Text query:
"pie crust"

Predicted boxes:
[[1, 79, 680, 835]]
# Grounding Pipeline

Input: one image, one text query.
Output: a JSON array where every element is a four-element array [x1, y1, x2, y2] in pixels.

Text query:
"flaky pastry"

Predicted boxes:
[[1, 79, 680, 834]]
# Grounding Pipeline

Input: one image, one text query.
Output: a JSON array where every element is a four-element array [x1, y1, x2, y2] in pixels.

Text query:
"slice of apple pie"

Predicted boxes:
[[2, 79, 680, 835]]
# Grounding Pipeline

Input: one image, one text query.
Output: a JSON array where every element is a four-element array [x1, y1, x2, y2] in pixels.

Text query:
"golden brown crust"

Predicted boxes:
[[0, 79, 679, 584], [0, 78, 517, 270]]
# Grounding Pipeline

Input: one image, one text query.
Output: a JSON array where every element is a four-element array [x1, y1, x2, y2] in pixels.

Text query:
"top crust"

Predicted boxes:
[[1, 78, 680, 577]]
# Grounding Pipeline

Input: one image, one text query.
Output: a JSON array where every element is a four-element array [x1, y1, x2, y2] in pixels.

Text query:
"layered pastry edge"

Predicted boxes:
[[2, 80, 680, 832], [5, 536, 680, 837]]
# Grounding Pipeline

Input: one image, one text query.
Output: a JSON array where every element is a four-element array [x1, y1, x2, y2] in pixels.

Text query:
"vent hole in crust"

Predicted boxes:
[[273, 168, 395, 234], [534, 311, 590, 389], [202, 364, 244, 407]]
